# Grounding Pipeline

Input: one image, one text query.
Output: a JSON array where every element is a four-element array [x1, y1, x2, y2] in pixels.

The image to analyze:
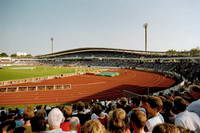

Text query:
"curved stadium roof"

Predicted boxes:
[[37, 47, 167, 58]]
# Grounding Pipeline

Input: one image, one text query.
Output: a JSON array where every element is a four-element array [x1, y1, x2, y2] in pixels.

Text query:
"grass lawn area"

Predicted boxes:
[[0, 65, 100, 81]]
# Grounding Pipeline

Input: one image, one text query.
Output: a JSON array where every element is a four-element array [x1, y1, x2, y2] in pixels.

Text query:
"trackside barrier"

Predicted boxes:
[[0, 67, 105, 86], [0, 84, 71, 93], [122, 90, 142, 98], [135, 67, 185, 96], [153, 80, 185, 96], [151, 70, 185, 95]]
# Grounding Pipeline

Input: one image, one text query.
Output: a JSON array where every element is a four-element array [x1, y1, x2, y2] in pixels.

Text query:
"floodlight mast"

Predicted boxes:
[[143, 23, 148, 52], [51, 37, 54, 54]]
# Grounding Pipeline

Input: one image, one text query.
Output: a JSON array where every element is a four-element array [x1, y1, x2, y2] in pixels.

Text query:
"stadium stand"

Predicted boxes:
[[0, 47, 200, 132]]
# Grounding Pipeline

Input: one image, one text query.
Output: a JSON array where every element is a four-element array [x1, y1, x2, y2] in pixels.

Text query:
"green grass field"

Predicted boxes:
[[0, 65, 100, 81]]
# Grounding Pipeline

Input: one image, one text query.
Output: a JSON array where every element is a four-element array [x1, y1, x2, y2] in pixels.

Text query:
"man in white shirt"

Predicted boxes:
[[187, 85, 200, 118], [173, 97, 200, 132], [187, 99, 200, 118], [144, 96, 165, 132]]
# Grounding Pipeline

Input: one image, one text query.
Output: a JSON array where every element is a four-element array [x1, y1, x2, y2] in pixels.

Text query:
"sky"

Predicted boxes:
[[1, 0, 200, 56]]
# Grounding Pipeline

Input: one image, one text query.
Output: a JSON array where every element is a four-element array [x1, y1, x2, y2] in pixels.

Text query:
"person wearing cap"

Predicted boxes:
[[173, 97, 200, 132], [187, 85, 200, 118]]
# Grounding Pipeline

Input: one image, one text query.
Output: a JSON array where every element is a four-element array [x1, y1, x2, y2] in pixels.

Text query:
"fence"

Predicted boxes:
[[135, 67, 185, 96], [0, 84, 71, 93], [153, 80, 185, 96], [0, 73, 78, 87]]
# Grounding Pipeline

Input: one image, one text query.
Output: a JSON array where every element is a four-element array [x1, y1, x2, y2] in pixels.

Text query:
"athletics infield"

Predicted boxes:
[[0, 68, 176, 105]]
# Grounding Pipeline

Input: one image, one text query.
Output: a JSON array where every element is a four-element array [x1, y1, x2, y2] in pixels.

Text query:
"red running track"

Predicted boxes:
[[0, 69, 176, 105]]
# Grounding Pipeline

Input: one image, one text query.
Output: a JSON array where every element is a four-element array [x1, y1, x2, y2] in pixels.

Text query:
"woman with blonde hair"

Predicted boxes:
[[108, 108, 130, 133], [81, 120, 106, 133]]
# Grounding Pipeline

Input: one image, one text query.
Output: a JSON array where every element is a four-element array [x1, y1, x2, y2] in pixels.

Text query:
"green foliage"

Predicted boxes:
[[10, 53, 33, 58], [166, 49, 177, 56], [0, 52, 8, 57], [26, 54, 33, 58], [190, 47, 200, 56], [11, 53, 17, 57], [166, 47, 200, 56]]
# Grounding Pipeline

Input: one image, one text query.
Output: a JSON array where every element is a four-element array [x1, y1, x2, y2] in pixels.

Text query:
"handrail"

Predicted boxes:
[[0, 84, 71, 93]]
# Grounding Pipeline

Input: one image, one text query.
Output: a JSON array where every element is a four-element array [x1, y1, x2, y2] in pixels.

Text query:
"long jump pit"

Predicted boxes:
[[0, 69, 176, 105]]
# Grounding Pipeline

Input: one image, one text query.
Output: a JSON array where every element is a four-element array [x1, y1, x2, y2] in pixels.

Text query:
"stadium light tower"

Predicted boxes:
[[50, 37, 54, 54], [143, 23, 148, 52]]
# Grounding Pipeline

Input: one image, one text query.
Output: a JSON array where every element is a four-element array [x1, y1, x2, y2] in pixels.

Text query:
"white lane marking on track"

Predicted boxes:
[[72, 81, 106, 87]]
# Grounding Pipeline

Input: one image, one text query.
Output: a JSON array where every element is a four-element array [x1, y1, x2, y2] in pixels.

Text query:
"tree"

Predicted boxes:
[[11, 53, 17, 57], [26, 54, 33, 58], [0, 52, 8, 57], [166, 49, 177, 56], [190, 47, 200, 56]]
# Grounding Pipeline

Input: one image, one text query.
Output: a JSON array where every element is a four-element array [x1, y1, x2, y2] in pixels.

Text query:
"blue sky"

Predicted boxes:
[[1, 0, 200, 55]]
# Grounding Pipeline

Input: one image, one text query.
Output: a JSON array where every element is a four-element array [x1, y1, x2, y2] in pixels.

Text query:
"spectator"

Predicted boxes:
[[45, 108, 64, 133], [69, 117, 80, 133], [130, 96, 141, 109], [145, 96, 164, 132], [140, 95, 148, 112], [130, 109, 147, 133], [15, 114, 24, 128], [127, 96, 145, 118], [187, 85, 200, 117], [152, 123, 180, 133], [81, 120, 106, 133], [177, 126, 195, 133], [0, 110, 7, 124], [0, 107, 6, 117], [14, 127, 26, 133], [73, 101, 90, 126], [23, 107, 34, 133], [161, 100, 175, 124], [0, 120, 16, 133], [61, 105, 73, 131], [117, 97, 131, 114], [108, 108, 130, 133], [84, 103, 91, 114], [91, 104, 102, 120], [91, 104, 108, 128], [30, 109, 47, 132], [173, 97, 200, 132]]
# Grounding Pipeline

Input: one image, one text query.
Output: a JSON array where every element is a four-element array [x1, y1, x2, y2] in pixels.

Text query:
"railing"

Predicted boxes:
[[153, 80, 185, 96], [0, 84, 71, 93], [134, 67, 185, 96]]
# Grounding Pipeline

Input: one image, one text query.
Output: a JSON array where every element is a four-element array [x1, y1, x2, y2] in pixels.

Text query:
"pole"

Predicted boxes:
[[51, 37, 54, 54], [143, 23, 148, 52]]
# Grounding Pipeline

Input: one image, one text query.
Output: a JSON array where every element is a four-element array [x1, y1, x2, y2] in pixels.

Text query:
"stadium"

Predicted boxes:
[[2, 1, 200, 132], [1, 47, 199, 105]]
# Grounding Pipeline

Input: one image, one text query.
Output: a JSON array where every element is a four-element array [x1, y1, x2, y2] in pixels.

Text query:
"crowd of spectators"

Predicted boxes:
[[56, 59, 200, 84], [1, 51, 200, 132], [4, 50, 200, 85], [0, 85, 200, 133]]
